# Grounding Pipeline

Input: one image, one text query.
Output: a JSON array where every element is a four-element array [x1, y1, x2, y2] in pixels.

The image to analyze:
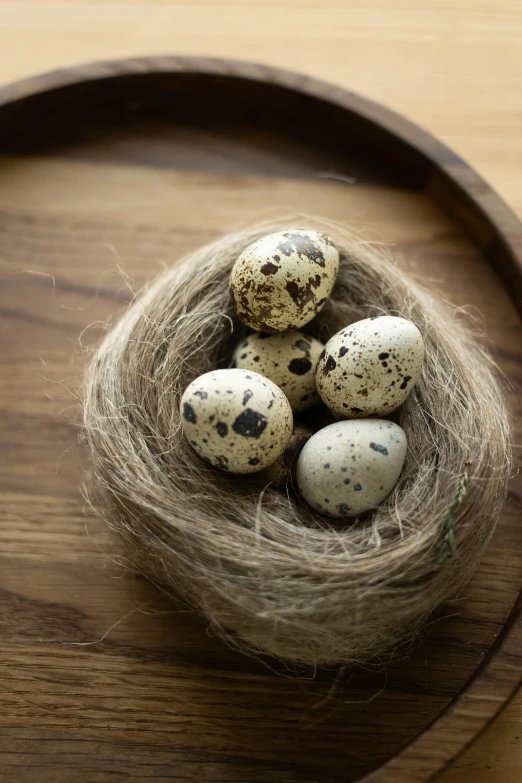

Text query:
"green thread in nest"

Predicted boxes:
[[437, 463, 471, 567]]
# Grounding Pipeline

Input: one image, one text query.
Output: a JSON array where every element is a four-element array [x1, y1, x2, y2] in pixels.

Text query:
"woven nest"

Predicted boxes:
[[83, 218, 511, 668]]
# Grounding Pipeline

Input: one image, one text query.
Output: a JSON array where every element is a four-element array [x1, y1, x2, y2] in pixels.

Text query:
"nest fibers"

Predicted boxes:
[[83, 219, 511, 668]]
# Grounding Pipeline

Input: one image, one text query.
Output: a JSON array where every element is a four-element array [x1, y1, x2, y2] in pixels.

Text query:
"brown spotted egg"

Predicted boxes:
[[233, 330, 324, 412], [316, 316, 424, 418], [180, 368, 293, 474], [258, 424, 313, 485], [296, 420, 407, 518], [230, 230, 339, 332]]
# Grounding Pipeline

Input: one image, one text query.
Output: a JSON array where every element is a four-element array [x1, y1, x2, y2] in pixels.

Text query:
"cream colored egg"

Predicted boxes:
[[180, 369, 293, 474], [296, 420, 407, 518], [233, 330, 324, 412], [230, 230, 339, 332], [316, 316, 424, 418], [258, 424, 313, 484]]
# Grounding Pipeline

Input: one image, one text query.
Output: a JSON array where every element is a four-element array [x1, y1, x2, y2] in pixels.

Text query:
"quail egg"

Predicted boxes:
[[259, 424, 313, 484], [230, 229, 339, 332], [316, 316, 424, 418], [296, 419, 407, 518], [233, 330, 324, 412], [180, 368, 293, 474]]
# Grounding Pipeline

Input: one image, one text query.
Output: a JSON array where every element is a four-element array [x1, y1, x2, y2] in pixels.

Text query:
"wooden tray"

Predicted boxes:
[[1, 57, 521, 783]]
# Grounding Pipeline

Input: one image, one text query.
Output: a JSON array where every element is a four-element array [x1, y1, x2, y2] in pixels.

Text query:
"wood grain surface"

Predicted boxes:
[[0, 4, 521, 783]]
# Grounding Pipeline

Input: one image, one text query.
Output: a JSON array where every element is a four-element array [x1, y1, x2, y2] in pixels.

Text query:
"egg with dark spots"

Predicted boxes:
[[233, 329, 324, 412], [316, 316, 424, 417], [258, 424, 313, 485], [296, 420, 407, 518], [180, 369, 293, 473], [229, 230, 339, 331]]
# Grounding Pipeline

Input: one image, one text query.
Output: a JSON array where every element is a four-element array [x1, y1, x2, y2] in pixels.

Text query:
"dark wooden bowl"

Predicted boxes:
[[1, 57, 521, 783]]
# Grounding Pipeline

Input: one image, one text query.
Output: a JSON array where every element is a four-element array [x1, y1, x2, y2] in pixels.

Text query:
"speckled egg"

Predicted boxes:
[[296, 420, 407, 518], [233, 330, 324, 412], [258, 424, 313, 485], [180, 368, 293, 474], [230, 230, 339, 332], [316, 316, 424, 418]]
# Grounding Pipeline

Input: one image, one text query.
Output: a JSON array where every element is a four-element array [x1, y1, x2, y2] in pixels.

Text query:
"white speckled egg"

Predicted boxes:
[[259, 424, 313, 484], [316, 316, 424, 418], [296, 420, 407, 518], [233, 330, 324, 412], [180, 368, 293, 474], [230, 230, 339, 332]]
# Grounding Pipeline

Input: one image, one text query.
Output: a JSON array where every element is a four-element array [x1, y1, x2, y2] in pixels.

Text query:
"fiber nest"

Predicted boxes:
[[83, 218, 511, 668]]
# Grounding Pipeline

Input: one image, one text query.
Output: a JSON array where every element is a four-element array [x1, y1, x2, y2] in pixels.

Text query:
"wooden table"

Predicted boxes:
[[0, 2, 520, 781]]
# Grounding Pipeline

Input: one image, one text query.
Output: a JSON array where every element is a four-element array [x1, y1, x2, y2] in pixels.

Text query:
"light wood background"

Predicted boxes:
[[0, 2, 520, 781]]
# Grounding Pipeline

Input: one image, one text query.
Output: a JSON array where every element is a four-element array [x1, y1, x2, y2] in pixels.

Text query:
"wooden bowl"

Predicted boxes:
[[1, 57, 521, 783]]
